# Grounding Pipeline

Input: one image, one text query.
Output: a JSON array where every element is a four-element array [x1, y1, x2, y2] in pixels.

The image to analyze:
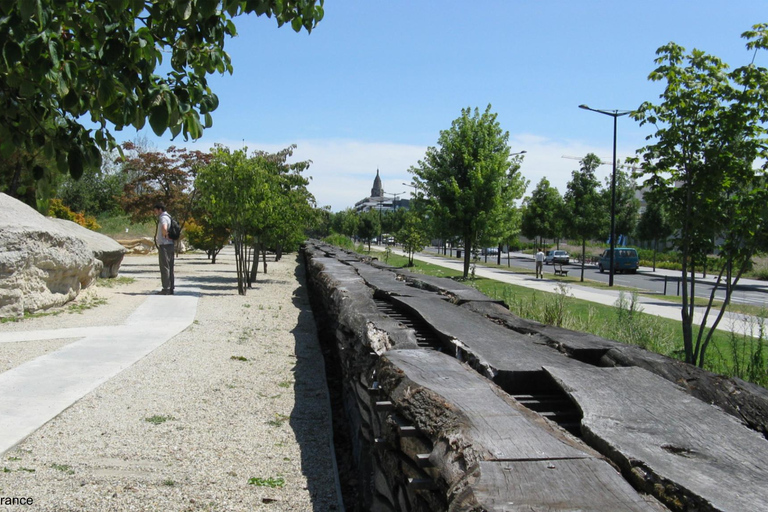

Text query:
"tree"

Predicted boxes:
[[330, 208, 360, 239], [396, 210, 429, 266], [0, 0, 323, 201], [196, 144, 314, 293], [635, 189, 673, 271], [603, 166, 640, 243], [521, 177, 564, 249], [409, 105, 527, 278], [357, 209, 381, 251], [120, 143, 212, 230], [184, 215, 230, 263], [632, 25, 768, 367], [564, 154, 606, 281], [58, 150, 128, 216], [196, 146, 264, 295]]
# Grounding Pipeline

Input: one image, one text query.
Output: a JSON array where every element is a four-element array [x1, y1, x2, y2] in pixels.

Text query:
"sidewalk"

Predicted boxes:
[[0, 248, 340, 511], [384, 247, 765, 335]]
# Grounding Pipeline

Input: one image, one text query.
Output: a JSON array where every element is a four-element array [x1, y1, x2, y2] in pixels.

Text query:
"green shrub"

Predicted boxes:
[[323, 234, 355, 250]]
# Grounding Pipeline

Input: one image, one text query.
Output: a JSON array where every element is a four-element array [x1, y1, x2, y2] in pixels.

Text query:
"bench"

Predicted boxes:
[[554, 264, 569, 277]]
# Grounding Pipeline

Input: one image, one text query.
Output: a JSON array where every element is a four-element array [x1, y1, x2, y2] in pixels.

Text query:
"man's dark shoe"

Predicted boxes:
[[156, 290, 170, 295]]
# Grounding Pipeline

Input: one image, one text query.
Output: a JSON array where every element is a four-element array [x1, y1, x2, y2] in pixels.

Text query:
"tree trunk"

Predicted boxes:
[[463, 235, 472, 278], [249, 241, 260, 283], [652, 238, 657, 272], [262, 247, 268, 274], [580, 239, 586, 282]]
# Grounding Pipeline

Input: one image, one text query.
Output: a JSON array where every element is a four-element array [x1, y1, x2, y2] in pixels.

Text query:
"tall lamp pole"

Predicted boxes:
[[578, 105, 632, 287]]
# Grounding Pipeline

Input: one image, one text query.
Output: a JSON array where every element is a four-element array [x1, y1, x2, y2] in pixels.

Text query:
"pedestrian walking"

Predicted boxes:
[[153, 203, 175, 295], [535, 248, 545, 279]]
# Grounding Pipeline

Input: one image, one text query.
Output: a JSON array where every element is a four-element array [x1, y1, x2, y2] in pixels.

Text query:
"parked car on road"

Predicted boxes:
[[545, 250, 570, 265], [598, 248, 639, 273]]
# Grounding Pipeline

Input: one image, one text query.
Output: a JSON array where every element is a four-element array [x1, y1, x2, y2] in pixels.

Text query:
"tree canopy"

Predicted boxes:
[[564, 153, 606, 281], [632, 24, 768, 367], [0, 0, 323, 201], [521, 177, 564, 249], [409, 105, 527, 278]]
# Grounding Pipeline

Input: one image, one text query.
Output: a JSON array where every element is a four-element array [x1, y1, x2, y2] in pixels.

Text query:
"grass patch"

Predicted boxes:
[[96, 276, 135, 288], [266, 413, 289, 427], [162, 479, 176, 486], [277, 380, 291, 388], [51, 463, 74, 475], [67, 297, 107, 314], [230, 355, 248, 361], [144, 415, 175, 425], [248, 476, 285, 488], [97, 214, 156, 239]]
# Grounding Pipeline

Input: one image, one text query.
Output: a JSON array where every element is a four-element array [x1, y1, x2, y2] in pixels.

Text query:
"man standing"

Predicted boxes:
[[535, 248, 545, 279], [153, 203, 175, 295]]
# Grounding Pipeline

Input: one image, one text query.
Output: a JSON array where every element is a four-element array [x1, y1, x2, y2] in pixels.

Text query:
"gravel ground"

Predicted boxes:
[[0, 248, 340, 511]]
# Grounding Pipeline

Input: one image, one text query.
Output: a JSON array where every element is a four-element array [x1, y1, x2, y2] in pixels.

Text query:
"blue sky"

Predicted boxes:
[[122, 1, 767, 211]]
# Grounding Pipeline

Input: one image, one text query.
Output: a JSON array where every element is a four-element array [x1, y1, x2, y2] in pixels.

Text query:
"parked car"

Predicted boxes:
[[545, 250, 570, 265], [598, 248, 639, 273]]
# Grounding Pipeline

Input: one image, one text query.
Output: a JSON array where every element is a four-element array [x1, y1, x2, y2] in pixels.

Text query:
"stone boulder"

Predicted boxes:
[[50, 218, 126, 278], [0, 193, 102, 318]]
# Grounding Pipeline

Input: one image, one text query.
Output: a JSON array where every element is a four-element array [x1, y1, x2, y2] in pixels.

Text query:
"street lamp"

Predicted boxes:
[[579, 104, 632, 287]]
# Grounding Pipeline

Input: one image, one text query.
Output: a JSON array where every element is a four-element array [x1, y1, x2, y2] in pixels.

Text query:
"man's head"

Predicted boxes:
[[153, 203, 166, 216]]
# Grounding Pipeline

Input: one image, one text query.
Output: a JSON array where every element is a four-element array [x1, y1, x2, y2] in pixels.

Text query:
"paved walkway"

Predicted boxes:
[[0, 281, 200, 455], [385, 247, 765, 335]]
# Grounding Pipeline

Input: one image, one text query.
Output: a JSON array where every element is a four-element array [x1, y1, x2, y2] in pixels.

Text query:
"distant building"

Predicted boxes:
[[353, 169, 410, 213]]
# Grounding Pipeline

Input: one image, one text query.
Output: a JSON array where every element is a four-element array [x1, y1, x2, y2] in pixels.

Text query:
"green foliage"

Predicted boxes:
[[329, 208, 360, 238], [603, 166, 640, 240], [120, 142, 212, 225], [323, 233, 355, 250], [248, 476, 285, 488], [196, 144, 315, 294], [185, 216, 230, 263], [57, 150, 127, 216], [410, 105, 528, 278], [632, 24, 768, 366], [521, 177, 564, 248], [0, 0, 324, 197], [144, 415, 174, 425], [357, 209, 381, 250], [47, 198, 100, 230], [396, 209, 430, 266], [564, 154, 606, 280]]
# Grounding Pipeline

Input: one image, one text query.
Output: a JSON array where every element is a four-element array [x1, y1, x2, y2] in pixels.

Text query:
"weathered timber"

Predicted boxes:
[[303, 241, 768, 511], [393, 269, 503, 304], [390, 295, 583, 386], [547, 365, 768, 512], [454, 460, 664, 512], [377, 349, 661, 511], [463, 300, 768, 436]]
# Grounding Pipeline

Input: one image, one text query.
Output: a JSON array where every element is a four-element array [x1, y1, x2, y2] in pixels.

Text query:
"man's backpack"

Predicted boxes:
[[168, 217, 182, 240]]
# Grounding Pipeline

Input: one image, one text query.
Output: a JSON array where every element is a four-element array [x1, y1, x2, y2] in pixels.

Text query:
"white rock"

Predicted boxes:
[[0, 193, 101, 317], [50, 218, 127, 278]]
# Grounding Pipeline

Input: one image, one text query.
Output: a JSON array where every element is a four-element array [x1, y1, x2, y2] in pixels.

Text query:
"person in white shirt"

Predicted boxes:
[[153, 203, 175, 295], [535, 249, 545, 279]]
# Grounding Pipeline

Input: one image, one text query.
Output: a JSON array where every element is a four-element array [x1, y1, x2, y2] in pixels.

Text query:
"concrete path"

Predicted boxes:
[[386, 247, 764, 335], [0, 281, 200, 456]]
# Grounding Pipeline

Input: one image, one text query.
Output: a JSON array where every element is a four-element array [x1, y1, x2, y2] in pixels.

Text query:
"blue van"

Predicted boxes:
[[598, 248, 639, 273]]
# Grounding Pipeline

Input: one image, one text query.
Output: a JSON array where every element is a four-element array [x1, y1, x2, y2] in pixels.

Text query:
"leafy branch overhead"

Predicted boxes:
[[0, 0, 324, 181]]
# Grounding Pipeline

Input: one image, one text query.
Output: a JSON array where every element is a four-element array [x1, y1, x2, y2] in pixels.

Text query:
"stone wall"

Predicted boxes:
[[303, 240, 768, 512]]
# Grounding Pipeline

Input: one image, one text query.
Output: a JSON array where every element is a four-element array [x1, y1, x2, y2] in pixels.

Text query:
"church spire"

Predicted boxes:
[[371, 168, 383, 197]]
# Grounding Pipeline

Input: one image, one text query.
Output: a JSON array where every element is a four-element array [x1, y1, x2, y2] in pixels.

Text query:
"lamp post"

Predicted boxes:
[[578, 104, 632, 287]]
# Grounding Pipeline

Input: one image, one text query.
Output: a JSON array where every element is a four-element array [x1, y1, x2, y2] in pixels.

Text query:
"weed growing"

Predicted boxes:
[[144, 415, 175, 425], [248, 476, 285, 488]]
